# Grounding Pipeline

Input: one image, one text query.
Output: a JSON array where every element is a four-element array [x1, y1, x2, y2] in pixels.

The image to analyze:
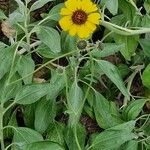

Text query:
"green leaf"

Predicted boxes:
[[25, 0, 32, 4], [47, 122, 65, 146], [142, 64, 150, 89], [106, 0, 118, 15], [14, 0, 25, 14], [91, 43, 124, 58], [0, 42, 7, 49], [15, 70, 65, 105], [114, 35, 139, 61], [146, 143, 150, 150], [65, 124, 86, 150], [9, 11, 25, 25], [23, 104, 35, 128], [23, 141, 64, 150], [68, 81, 84, 127], [0, 9, 7, 20], [46, 70, 65, 99], [97, 60, 130, 99], [34, 98, 56, 133], [4, 110, 18, 139], [12, 127, 43, 150], [118, 0, 136, 23], [0, 73, 22, 103], [30, 0, 54, 11], [142, 118, 150, 136], [37, 44, 58, 58], [107, 121, 136, 132], [48, 3, 64, 21], [132, 15, 142, 27], [17, 55, 35, 84], [36, 26, 61, 53], [141, 15, 150, 27], [139, 39, 150, 57], [122, 140, 138, 150], [94, 92, 123, 129], [61, 31, 78, 52], [0, 46, 15, 80], [144, 1, 150, 14], [122, 99, 148, 121], [89, 121, 136, 150], [118, 64, 130, 78], [15, 83, 50, 104]]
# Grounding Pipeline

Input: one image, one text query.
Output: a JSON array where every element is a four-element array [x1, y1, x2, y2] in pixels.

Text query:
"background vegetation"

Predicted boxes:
[[0, 0, 150, 150]]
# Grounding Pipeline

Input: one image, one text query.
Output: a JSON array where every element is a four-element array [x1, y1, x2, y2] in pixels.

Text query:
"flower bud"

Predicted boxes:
[[77, 40, 87, 50]]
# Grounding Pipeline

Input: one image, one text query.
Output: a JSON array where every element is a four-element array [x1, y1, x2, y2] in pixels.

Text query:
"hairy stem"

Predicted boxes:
[[0, 104, 5, 150], [8, 49, 80, 86], [101, 20, 150, 36]]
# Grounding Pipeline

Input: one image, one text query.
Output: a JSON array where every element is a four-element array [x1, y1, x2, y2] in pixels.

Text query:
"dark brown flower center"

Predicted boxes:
[[72, 10, 87, 25]]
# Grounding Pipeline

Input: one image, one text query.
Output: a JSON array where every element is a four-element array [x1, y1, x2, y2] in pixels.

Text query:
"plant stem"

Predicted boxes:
[[74, 127, 82, 150], [101, 31, 113, 42], [6, 35, 26, 85], [5, 142, 17, 150], [101, 20, 150, 36], [17, 41, 41, 55], [8, 49, 80, 86], [138, 136, 150, 142], [0, 104, 5, 150], [122, 65, 144, 107], [136, 114, 150, 122], [129, 0, 139, 12], [3, 102, 15, 115], [24, 0, 30, 49]]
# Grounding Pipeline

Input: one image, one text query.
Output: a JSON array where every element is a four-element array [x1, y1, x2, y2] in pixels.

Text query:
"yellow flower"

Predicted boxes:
[[59, 0, 101, 38]]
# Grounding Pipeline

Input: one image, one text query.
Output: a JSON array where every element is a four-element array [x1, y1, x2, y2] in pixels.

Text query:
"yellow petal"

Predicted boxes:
[[77, 25, 91, 38], [60, 8, 72, 16], [59, 16, 72, 31], [81, 0, 98, 13], [69, 24, 78, 36], [88, 13, 100, 24], [76, 0, 82, 10], [65, 0, 79, 12], [85, 21, 96, 32]]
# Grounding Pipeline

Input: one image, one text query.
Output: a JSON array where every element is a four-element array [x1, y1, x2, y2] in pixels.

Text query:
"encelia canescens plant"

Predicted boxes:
[[0, 0, 150, 150]]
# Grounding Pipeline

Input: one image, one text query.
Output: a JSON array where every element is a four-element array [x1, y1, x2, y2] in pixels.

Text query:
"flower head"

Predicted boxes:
[[59, 0, 101, 38]]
